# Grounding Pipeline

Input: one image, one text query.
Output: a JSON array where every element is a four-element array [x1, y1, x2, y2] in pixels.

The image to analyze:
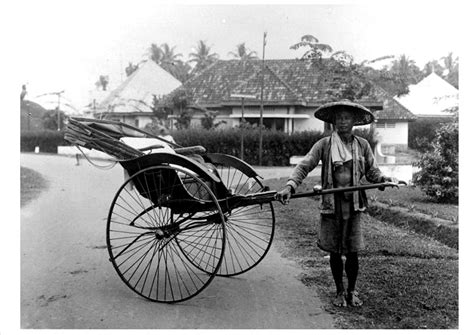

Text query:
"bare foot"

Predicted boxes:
[[347, 291, 363, 307], [332, 292, 347, 307]]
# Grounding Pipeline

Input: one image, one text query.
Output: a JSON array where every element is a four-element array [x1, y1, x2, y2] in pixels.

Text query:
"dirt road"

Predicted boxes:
[[20, 153, 332, 329]]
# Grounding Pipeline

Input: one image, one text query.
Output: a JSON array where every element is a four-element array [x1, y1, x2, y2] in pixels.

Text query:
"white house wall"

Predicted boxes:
[[374, 121, 408, 146], [293, 109, 325, 133]]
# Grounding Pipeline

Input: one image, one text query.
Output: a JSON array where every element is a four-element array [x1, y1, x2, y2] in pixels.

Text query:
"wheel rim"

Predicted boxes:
[[106, 165, 226, 303], [213, 163, 275, 276]]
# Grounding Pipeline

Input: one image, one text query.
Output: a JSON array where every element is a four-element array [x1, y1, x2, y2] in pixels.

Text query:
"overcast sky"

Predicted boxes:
[[16, 0, 462, 112]]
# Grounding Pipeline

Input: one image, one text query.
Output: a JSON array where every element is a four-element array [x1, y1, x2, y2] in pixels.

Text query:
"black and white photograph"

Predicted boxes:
[[8, 0, 469, 332]]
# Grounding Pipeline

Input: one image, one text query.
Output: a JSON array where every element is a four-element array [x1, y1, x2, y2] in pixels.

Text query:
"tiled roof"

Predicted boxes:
[[372, 86, 417, 121], [169, 59, 383, 108], [162, 59, 416, 121]]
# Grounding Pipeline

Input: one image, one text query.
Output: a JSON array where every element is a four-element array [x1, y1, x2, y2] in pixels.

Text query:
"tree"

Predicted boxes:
[[413, 107, 458, 203], [21, 84, 27, 101], [356, 54, 423, 97], [423, 59, 444, 77], [125, 62, 139, 77], [148, 42, 190, 82], [289, 34, 333, 62], [167, 61, 192, 83], [228, 43, 258, 61], [290, 35, 372, 102], [201, 110, 226, 130], [162, 88, 193, 130], [42, 109, 66, 130], [442, 52, 459, 88], [386, 54, 423, 96], [95, 75, 109, 91], [189, 40, 219, 73]]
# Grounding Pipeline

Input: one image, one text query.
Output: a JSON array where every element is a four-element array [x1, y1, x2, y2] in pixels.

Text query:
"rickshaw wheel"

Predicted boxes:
[[211, 159, 276, 277], [106, 165, 226, 303]]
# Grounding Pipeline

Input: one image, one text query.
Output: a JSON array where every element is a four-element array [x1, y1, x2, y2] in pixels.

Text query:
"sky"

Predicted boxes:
[[15, 0, 463, 113]]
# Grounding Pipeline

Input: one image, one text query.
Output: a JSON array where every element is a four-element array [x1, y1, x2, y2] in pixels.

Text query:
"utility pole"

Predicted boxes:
[[230, 94, 256, 160], [259, 31, 267, 166]]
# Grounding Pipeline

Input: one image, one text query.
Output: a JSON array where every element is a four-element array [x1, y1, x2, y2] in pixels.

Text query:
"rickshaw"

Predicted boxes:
[[65, 117, 404, 303]]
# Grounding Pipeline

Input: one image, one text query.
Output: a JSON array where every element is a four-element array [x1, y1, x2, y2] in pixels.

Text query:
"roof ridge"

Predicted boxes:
[[264, 64, 307, 103], [372, 84, 417, 119]]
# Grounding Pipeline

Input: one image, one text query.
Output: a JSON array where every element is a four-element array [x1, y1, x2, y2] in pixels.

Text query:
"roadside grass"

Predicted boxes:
[[264, 177, 458, 329], [21, 166, 48, 207], [366, 186, 458, 222]]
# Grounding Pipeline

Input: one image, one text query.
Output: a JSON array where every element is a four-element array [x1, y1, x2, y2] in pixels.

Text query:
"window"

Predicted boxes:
[[376, 122, 396, 129], [135, 119, 139, 127]]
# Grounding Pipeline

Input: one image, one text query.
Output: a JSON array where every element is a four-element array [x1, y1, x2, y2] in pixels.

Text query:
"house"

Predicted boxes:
[[395, 72, 458, 118], [372, 86, 417, 150], [162, 59, 384, 133], [92, 60, 182, 128], [162, 59, 415, 148]]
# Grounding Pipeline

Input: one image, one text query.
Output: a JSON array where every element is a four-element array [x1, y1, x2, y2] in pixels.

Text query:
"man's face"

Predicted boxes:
[[334, 110, 355, 133]]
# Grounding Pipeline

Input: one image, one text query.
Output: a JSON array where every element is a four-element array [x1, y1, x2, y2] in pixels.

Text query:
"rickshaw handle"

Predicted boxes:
[[289, 181, 407, 200]]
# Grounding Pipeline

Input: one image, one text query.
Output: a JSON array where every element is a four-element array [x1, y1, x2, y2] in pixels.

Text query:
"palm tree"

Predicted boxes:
[[149, 43, 163, 63], [289, 34, 333, 61], [160, 43, 183, 65], [228, 43, 258, 61], [148, 43, 190, 82], [442, 52, 456, 74], [386, 54, 423, 95], [189, 40, 219, 73], [148, 43, 182, 66], [442, 52, 459, 88]]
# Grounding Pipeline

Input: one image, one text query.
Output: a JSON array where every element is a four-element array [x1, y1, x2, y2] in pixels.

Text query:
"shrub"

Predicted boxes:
[[413, 117, 458, 203], [172, 127, 378, 166], [408, 117, 452, 152], [21, 130, 67, 153]]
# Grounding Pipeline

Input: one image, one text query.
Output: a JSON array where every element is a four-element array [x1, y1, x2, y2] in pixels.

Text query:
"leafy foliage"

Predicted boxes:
[[172, 128, 377, 166], [174, 110, 192, 130], [228, 42, 258, 60], [95, 75, 109, 91], [289, 34, 333, 61], [148, 42, 191, 82], [189, 40, 219, 74], [125, 62, 139, 77], [408, 117, 452, 152], [21, 130, 67, 153], [200, 111, 227, 130], [42, 109, 66, 131], [290, 35, 375, 102], [413, 111, 458, 203]]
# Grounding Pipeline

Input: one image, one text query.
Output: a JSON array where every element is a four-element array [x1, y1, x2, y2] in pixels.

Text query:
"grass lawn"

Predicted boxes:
[[21, 166, 48, 207], [366, 185, 458, 222], [264, 176, 458, 329]]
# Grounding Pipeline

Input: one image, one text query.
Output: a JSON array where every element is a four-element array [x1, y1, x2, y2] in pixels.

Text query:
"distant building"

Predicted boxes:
[[161, 59, 384, 133], [372, 87, 417, 150], [92, 60, 182, 128], [395, 73, 458, 118], [161, 59, 415, 148]]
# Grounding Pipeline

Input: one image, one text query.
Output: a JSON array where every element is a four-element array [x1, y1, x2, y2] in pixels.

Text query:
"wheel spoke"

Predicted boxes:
[[107, 165, 225, 302]]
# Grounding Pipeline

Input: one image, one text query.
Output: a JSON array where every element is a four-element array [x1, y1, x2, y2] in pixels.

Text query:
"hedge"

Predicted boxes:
[[20, 128, 378, 166], [21, 130, 67, 153], [172, 127, 378, 166]]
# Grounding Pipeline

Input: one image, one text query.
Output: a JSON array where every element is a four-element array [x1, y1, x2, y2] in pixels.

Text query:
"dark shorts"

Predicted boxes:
[[317, 212, 364, 254]]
